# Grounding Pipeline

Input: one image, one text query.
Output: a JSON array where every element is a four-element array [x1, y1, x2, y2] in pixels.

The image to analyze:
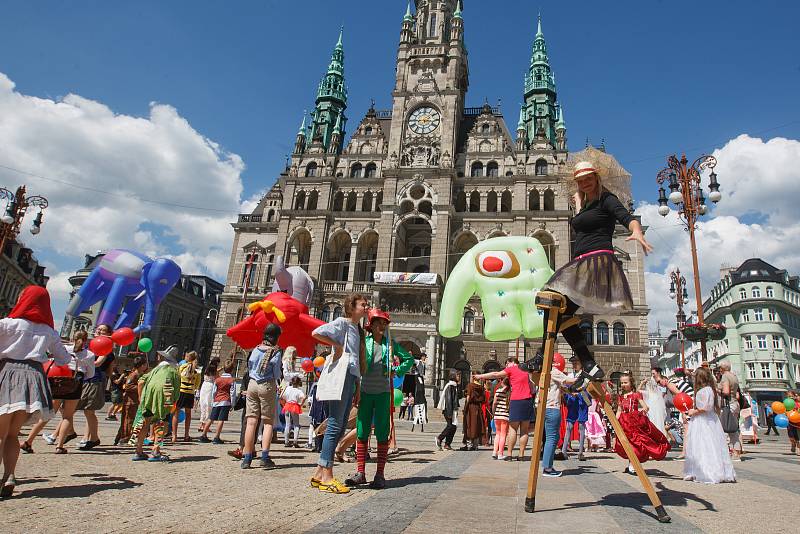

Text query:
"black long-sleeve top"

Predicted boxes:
[[571, 191, 635, 258]]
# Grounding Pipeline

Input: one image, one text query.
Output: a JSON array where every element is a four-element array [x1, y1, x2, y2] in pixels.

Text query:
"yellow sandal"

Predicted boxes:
[[310, 477, 321, 488]]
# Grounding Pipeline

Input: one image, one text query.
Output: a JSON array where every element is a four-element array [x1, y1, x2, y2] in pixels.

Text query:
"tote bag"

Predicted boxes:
[[316, 352, 351, 401], [719, 398, 739, 434]]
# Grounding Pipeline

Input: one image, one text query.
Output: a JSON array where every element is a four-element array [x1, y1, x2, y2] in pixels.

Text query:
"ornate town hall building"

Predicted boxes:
[[212, 2, 651, 388]]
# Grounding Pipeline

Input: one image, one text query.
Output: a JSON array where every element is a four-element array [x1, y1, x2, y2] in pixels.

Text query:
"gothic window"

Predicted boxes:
[[470, 162, 483, 177], [365, 163, 377, 178], [429, 12, 437, 37], [350, 163, 363, 178], [486, 191, 498, 212], [486, 161, 499, 177], [613, 322, 626, 345], [454, 190, 467, 212], [346, 191, 357, 211], [333, 306, 343, 320], [265, 254, 274, 286], [266, 209, 275, 222], [501, 190, 512, 212], [481, 123, 490, 134], [581, 321, 593, 345], [596, 322, 609, 345], [333, 191, 344, 211], [528, 189, 540, 211], [241, 253, 258, 288], [462, 309, 475, 334], [305, 162, 317, 177], [365, 126, 373, 136], [375, 191, 383, 211], [294, 190, 306, 210], [469, 191, 480, 212], [543, 189, 555, 211], [307, 190, 319, 210], [362, 191, 373, 212], [535, 159, 548, 176]]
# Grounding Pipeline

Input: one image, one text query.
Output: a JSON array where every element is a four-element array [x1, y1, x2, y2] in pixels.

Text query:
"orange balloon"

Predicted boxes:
[[772, 401, 787, 415], [313, 356, 325, 368], [788, 410, 800, 424]]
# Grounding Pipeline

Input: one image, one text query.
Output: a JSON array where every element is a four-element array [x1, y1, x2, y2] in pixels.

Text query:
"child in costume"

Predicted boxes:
[[281, 376, 306, 447], [132, 346, 180, 462], [344, 309, 414, 489], [585, 398, 606, 452], [614, 371, 670, 474]]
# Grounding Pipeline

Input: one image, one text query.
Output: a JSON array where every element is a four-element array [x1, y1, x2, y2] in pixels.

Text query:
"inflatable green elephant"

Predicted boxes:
[[439, 236, 555, 341]]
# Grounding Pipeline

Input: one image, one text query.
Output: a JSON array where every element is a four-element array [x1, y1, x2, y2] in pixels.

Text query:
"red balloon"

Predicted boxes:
[[111, 327, 136, 346], [552, 352, 565, 372], [89, 335, 113, 356], [301, 358, 314, 373], [47, 361, 72, 378], [674, 392, 693, 412], [313, 356, 325, 368]]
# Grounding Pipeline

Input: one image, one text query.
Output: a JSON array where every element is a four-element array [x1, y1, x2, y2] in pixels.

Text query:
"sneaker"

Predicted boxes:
[[131, 453, 149, 461], [369, 474, 386, 490], [212, 438, 224, 445], [228, 448, 243, 460], [147, 454, 169, 462], [542, 468, 563, 478], [318, 478, 350, 494], [78, 440, 100, 451], [43, 433, 56, 446], [240, 458, 252, 469], [626, 466, 637, 475], [259, 458, 276, 469], [497, 455, 506, 460], [345, 471, 368, 487], [435, 436, 443, 451], [198, 436, 211, 443]]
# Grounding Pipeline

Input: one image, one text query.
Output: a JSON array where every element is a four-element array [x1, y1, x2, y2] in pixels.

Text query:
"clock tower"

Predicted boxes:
[[388, 0, 468, 167]]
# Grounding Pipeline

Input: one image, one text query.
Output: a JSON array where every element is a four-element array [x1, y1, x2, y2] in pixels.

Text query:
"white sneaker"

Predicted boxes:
[[42, 433, 56, 445], [497, 455, 506, 460]]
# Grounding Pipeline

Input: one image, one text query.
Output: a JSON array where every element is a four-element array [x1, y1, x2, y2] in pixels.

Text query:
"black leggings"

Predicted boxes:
[[540, 296, 595, 368]]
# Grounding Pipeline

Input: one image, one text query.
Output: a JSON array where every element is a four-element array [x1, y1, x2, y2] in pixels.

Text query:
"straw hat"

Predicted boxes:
[[567, 146, 633, 206]]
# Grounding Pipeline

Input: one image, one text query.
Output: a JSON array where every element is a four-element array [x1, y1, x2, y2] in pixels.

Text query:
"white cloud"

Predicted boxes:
[[0, 71, 255, 323], [640, 134, 800, 332]]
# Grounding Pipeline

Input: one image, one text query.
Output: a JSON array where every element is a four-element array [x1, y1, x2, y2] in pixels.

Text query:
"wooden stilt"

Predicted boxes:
[[524, 290, 670, 523], [586, 382, 671, 523]]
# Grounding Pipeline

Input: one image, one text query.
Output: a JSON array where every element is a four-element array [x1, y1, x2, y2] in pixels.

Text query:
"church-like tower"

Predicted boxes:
[[307, 29, 347, 154]]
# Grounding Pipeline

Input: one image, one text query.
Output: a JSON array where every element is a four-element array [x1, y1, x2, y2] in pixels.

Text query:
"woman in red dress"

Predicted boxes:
[[614, 371, 670, 474]]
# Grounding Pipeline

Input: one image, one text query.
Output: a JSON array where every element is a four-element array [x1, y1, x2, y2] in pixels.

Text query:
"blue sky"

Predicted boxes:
[[1, 0, 799, 330]]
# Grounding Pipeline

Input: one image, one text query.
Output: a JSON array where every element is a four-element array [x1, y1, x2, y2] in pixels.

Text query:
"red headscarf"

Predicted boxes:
[[8, 285, 55, 328]]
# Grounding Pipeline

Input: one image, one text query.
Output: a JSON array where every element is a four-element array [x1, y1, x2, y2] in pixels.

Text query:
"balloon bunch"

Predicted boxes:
[[771, 398, 800, 428], [300, 356, 327, 374], [87, 327, 154, 356]]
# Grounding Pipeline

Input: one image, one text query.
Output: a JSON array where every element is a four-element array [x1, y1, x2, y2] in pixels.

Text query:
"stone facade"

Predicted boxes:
[[212, 3, 651, 387], [703, 258, 800, 401], [0, 240, 48, 316]]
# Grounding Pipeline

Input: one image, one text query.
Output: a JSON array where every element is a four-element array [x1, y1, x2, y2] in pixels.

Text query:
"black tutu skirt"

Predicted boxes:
[[544, 251, 633, 314]]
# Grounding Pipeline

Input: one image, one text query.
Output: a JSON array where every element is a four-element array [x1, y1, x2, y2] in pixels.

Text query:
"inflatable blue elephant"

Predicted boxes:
[[439, 236, 554, 341], [65, 249, 182, 333]]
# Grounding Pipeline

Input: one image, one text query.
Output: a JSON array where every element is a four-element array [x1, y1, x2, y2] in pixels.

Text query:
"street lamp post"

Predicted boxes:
[[669, 268, 690, 368], [0, 185, 49, 255], [657, 154, 720, 361]]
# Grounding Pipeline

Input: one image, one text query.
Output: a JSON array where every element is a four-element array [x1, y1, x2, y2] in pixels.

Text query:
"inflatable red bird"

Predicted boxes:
[[226, 292, 327, 357]]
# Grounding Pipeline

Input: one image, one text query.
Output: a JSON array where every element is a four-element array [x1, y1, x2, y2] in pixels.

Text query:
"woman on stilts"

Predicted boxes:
[[344, 309, 414, 489]]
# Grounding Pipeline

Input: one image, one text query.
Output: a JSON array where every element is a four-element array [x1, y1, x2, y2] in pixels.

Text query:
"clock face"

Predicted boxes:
[[408, 106, 441, 135]]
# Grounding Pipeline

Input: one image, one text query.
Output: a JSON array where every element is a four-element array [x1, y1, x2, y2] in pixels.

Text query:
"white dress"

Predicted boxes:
[[198, 376, 214, 424], [683, 387, 736, 484], [643, 378, 668, 438]]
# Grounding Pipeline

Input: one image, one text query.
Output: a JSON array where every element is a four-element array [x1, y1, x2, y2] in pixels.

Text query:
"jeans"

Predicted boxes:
[[317, 372, 356, 468], [562, 421, 586, 455], [438, 415, 457, 445], [542, 408, 561, 470]]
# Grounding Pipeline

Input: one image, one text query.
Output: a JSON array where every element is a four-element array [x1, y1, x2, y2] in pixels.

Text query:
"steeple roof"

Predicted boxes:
[[404, 1, 414, 22]]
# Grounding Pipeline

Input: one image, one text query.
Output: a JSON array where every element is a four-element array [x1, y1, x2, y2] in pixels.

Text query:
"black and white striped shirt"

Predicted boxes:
[[669, 376, 694, 397]]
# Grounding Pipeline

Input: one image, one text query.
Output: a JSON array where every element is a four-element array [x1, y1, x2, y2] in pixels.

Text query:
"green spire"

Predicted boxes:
[[311, 28, 347, 153], [454, 0, 462, 19], [519, 13, 559, 147], [517, 106, 525, 130], [556, 104, 565, 129], [327, 26, 345, 76], [297, 112, 307, 135], [536, 11, 542, 37], [333, 113, 342, 134], [404, 1, 414, 21]]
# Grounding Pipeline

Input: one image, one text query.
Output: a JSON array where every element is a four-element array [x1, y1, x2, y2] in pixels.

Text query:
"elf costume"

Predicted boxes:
[[346, 309, 414, 489]]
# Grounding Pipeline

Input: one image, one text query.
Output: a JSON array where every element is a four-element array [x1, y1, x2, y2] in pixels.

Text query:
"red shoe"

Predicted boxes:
[[227, 448, 242, 460]]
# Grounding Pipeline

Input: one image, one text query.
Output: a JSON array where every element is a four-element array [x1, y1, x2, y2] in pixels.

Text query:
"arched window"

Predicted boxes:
[[462, 309, 475, 334], [365, 126, 373, 136], [596, 322, 609, 345], [543, 189, 555, 211], [333, 306, 343, 320], [535, 159, 548, 176], [346, 191, 357, 211], [429, 12, 437, 37], [321, 305, 332, 323], [305, 162, 317, 177], [486, 191, 498, 212], [241, 253, 258, 288], [266, 209, 275, 222], [374, 191, 383, 211], [501, 190, 512, 212], [350, 163, 363, 178], [294, 190, 306, 210], [365, 163, 377, 178], [486, 161, 499, 177], [469, 191, 481, 212], [528, 189, 540, 211], [613, 322, 626, 345], [481, 123, 490, 134], [332, 191, 344, 211], [581, 321, 593, 345], [307, 190, 319, 210], [362, 191, 373, 212], [455, 190, 467, 212], [470, 162, 484, 177], [752, 286, 761, 298]]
